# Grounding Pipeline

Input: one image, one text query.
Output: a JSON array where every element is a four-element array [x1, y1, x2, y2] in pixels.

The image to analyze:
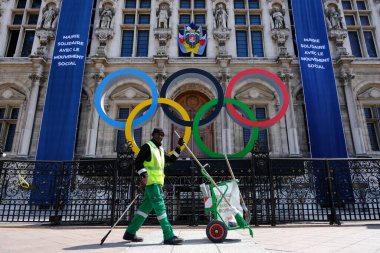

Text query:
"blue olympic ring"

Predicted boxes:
[[94, 69, 159, 129], [160, 68, 224, 127]]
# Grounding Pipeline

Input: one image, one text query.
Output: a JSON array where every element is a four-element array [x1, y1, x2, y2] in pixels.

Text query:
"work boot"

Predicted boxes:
[[163, 236, 184, 245], [123, 231, 143, 242]]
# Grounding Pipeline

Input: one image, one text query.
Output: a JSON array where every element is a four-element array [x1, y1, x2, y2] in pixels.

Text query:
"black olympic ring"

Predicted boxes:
[[160, 68, 224, 127]]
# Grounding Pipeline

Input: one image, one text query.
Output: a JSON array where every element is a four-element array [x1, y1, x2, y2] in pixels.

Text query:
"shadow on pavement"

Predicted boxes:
[[63, 242, 140, 250], [184, 238, 242, 245], [63, 238, 242, 250], [367, 224, 380, 229]]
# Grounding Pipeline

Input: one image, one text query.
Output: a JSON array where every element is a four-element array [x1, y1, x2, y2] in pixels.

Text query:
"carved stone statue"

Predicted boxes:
[[272, 7, 285, 29], [215, 4, 228, 29], [39, 6, 57, 29], [99, 7, 113, 29], [326, 6, 343, 30], [157, 4, 169, 29]]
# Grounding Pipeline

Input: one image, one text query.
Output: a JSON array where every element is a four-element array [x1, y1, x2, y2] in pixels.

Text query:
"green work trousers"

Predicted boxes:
[[126, 184, 174, 240]]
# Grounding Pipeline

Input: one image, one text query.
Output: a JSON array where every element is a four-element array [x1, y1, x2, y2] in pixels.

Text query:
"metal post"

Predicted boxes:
[[326, 160, 341, 225], [190, 159, 197, 226], [251, 150, 258, 226], [110, 159, 118, 226], [268, 158, 276, 226]]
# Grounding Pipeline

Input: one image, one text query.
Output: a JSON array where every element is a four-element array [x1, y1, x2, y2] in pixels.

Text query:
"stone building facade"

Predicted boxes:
[[0, 0, 379, 159]]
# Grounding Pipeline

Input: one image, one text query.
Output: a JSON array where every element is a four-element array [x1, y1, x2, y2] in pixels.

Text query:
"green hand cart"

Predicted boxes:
[[173, 131, 253, 243], [200, 162, 254, 243]]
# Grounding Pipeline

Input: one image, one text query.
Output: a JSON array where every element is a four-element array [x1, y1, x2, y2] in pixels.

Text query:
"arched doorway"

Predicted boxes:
[[171, 91, 214, 158]]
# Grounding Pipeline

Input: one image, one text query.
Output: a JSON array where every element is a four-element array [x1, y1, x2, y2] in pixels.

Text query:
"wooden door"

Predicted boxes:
[[171, 91, 214, 158]]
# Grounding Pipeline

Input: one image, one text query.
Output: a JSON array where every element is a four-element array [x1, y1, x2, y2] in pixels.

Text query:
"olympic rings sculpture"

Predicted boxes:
[[94, 68, 289, 158]]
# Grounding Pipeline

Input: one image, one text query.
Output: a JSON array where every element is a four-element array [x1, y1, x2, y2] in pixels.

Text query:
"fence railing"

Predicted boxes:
[[0, 155, 379, 226]]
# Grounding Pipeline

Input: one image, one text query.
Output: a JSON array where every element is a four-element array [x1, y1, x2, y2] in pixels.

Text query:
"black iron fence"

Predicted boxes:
[[0, 155, 379, 226]]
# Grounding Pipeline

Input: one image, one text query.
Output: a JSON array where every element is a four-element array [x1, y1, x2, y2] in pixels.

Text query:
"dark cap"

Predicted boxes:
[[152, 127, 165, 136]]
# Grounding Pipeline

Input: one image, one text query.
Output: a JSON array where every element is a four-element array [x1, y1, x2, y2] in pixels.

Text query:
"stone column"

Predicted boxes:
[[340, 71, 367, 156], [85, 72, 104, 156], [154, 56, 168, 129], [18, 74, 42, 156], [278, 69, 300, 156], [217, 56, 232, 154]]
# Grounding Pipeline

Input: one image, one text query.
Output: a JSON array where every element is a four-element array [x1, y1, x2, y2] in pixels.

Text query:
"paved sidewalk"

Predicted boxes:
[[0, 221, 380, 253]]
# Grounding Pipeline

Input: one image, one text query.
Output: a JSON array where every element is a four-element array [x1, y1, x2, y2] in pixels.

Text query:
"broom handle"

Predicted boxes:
[[224, 154, 236, 181], [224, 154, 248, 208], [174, 130, 233, 207]]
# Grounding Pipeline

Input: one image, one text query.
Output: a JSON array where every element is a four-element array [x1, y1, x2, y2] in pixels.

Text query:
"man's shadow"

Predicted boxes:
[[63, 238, 241, 250]]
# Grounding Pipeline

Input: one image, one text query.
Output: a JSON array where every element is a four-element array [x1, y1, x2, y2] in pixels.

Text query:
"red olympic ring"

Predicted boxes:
[[225, 68, 289, 127]]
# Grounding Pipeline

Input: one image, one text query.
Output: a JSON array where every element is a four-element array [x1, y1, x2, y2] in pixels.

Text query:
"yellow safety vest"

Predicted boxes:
[[143, 141, 165, 186]]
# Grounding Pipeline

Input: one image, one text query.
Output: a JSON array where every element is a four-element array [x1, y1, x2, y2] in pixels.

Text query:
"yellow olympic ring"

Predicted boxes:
[[125, 98, 192, 155]]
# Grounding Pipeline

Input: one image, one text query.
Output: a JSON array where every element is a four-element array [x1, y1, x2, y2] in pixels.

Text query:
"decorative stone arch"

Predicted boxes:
[[0, 83, 27, 155], [356, 82, 380, 107], [293, 85, 305, 104], [102, 78, 154, 111], [171, 88, 214, 158], [0, 81, 29, 97], [355, 82, 380, 154], [170, 83, 215, 102], [353, 80, 380, 96], [229, 78, 281, 107]]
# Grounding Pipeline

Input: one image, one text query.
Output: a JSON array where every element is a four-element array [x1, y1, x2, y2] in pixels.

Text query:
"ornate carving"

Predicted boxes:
[[277, 70, 293, 83], [328, 29, 349, 56], [35, 4, 59, 57], [324, 4, 349, 57], [92, 72, 105, 82], [95, 4, 115, 57], [214, 3, 228, 30], [157, 2, 170, 29], [154, 56, 168, 85], [28, 74, 42, 82], [339, 70, 355, 85], [95, 28, 114, 56], [154, 28, 172, 56], [271, 28, 290, 56], [325, 5, 344, 30], [154, 3, 172, 56], [213, 30, 231, 56], [270, 4, 290, 57], [0, 0, 8, 24], [38, 6, 58, 30], [271, 6, 286, 30], [99, 6, 114, 29], [216, 56, 231, 84]]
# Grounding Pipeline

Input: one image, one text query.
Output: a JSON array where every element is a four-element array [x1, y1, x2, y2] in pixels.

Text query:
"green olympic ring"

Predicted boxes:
[[193, 98, 259, 158]]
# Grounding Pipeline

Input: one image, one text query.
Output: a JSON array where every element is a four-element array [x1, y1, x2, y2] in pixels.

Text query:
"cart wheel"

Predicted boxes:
[[206, 220, 228, 243]]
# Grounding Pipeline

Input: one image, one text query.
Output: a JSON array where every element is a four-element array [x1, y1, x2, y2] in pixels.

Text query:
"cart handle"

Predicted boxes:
[[174, 130, 233, 208]]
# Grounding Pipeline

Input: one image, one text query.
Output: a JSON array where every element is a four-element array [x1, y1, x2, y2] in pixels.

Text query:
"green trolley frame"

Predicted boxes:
[[200, 168, 253, 243]]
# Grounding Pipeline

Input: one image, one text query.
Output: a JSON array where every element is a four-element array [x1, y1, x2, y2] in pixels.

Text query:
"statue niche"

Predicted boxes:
[[157, 3, 170, 29]]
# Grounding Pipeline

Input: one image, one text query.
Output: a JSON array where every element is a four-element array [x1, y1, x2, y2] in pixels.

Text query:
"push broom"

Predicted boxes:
[[174, 131, 247, 228], [100, 193, 141, 245]]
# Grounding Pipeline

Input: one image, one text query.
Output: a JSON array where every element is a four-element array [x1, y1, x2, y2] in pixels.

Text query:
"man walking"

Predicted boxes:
[[123, 127, 185, 245]]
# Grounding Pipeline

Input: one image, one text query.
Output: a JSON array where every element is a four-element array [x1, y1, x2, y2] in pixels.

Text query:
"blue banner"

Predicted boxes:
[[36, 0, 93, 161], [31, 0, 94, 205], [292, 0, 353, 206], [291, 0, 347, 158]]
